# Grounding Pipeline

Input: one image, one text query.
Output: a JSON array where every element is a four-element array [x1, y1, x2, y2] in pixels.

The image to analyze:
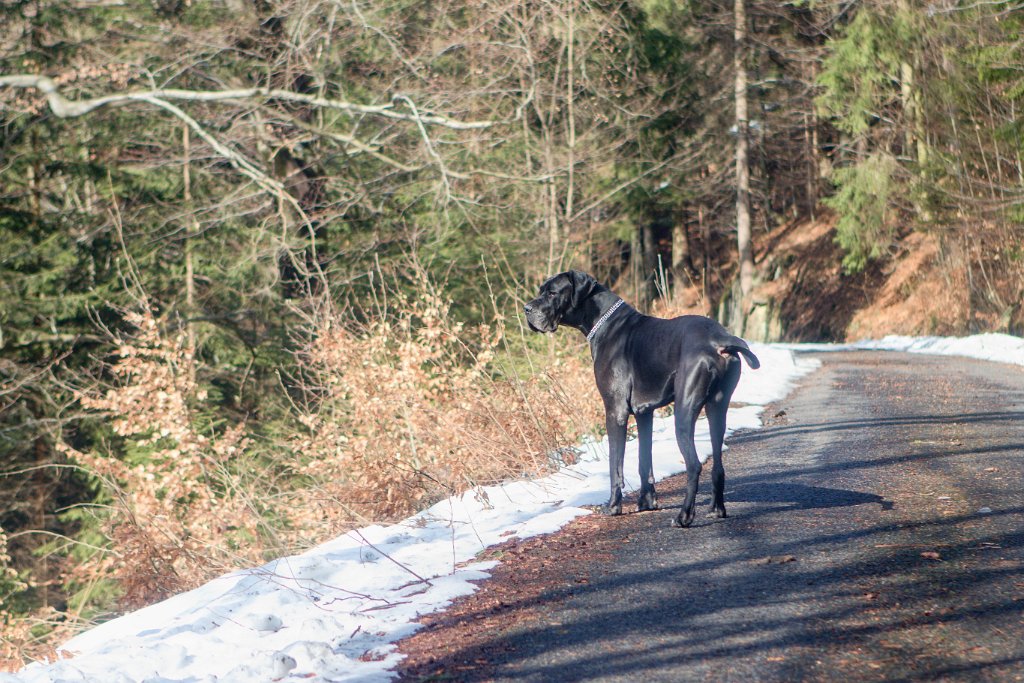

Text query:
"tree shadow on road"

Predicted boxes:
[[728, 410, 1024, 447], [397, 505, 1024, 682]]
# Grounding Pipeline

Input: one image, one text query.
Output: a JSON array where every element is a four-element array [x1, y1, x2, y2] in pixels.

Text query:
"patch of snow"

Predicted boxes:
[[779, 333, 1024, 368]]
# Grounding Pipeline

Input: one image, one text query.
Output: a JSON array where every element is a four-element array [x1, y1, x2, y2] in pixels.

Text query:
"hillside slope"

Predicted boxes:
[[722, 214, 980, 342]]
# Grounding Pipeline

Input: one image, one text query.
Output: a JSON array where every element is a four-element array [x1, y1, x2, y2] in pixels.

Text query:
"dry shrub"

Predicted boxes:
[[649, 284, 710, 319], [60, 312, 263, 609], [7, 280, 605, 661], [0, 526, 80, 667], [290, 275, 598, 531], [0, 526, 28, 666], [0, 606, 73, 670]]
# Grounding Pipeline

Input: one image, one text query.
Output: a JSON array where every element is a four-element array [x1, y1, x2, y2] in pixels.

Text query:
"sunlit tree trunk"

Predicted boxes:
[[182, 125, 198, 387], [671, 218, 692, 293], [734, 0, 754, 300]]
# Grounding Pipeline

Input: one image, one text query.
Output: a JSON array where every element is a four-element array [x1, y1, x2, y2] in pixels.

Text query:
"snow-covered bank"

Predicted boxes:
[[11, 334, 1020, 683], [780, 332, 1024, 368]]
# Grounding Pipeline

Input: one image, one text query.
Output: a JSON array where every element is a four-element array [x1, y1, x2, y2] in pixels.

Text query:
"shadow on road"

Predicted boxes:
[[727, 482, 894, 511], [729, 410, 1024, 446], [400, 504, 1024, 681]]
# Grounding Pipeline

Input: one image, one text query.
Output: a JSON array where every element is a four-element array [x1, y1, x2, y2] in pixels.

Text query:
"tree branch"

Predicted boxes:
[[137, 95, 311, 225], [0, 74, 499, 129]]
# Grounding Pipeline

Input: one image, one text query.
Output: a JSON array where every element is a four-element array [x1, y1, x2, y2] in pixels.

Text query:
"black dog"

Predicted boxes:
[[525, 271, 760, 528]]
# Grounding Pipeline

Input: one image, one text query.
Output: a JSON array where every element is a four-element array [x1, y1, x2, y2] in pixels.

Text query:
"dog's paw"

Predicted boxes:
[[604, 488, 623, 516], [603, 502, 623, 516], [672, 514, 693, 528], [637, 491, 659, 512]]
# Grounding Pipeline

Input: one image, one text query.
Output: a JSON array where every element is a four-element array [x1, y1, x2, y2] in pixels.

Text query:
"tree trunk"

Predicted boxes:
[[734, 0, 754, 301], [897, 0, 927, 169], [564, 0, 576, 234], [630, 228, 642, 311], [900, 58, 916, 160], [183, 125, 198, 387], [641, 220, 657, 310], [805, 61, 819, 218], [671, 218, 692, 293], [700, 202, 711, 316]]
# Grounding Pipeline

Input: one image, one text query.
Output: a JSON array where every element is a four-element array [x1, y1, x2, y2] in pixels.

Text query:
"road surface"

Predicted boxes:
[[397, 351, 1024, 682]]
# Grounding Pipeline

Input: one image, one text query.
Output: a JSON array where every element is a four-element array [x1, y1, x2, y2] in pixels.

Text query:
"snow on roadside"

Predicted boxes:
[[778, 332, 1024, 368], [13, 333, 1020, 683]]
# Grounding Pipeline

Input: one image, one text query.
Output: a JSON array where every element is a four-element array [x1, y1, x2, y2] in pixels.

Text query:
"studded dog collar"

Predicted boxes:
[[586, 298, 625, 342]]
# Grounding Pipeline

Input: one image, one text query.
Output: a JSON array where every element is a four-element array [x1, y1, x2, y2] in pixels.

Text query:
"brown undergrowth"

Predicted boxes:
[[288, 273, 603, 531], [0, 275, 603, 668]]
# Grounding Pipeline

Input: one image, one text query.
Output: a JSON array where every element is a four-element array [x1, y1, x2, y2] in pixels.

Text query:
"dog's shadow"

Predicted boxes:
[[725, 482, 894, 511], [649, 482, 892, 514]]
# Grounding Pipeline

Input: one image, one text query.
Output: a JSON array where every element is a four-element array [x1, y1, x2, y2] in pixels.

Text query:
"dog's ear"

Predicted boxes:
[[569, 271, 598, 309]]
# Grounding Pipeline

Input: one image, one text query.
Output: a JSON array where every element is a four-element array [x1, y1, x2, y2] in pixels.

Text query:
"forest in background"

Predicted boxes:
[[2, 0, 1023, 664]]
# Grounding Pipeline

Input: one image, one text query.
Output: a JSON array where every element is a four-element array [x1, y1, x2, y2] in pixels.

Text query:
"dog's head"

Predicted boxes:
[[524, 270, 598, 333]]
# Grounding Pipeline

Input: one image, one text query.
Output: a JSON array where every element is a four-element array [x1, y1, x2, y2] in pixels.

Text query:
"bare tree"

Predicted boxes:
[[734, 0, 754, 301]]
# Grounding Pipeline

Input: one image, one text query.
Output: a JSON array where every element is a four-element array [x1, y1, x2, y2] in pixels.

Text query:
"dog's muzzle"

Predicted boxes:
[[524, 303, 557, 333]]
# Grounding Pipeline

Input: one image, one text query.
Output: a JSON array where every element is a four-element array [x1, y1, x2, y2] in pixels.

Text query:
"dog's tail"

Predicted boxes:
[[714, 335, 760, 370]]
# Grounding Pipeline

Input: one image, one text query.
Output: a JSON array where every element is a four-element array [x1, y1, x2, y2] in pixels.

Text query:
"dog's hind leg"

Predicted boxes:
[[705, 360, 740, 518], [604, 409, 628, 515], [705, 403, 728, 519], [673, 361, 712, 528], [672, 403, 704, 528], [635, 411, 658, 512]]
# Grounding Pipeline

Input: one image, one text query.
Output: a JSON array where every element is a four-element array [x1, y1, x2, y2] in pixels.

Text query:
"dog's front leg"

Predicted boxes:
[[604, 410, 628, 515]]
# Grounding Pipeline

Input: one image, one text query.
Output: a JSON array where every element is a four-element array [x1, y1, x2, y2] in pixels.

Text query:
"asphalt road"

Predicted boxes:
[[398, 351, 1024, 682]]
